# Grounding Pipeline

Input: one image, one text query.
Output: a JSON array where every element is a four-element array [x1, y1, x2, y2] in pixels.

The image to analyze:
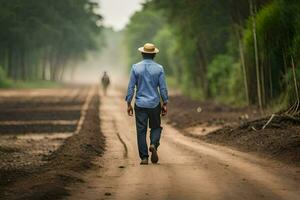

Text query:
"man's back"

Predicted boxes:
[[126, 59, 168, 108]]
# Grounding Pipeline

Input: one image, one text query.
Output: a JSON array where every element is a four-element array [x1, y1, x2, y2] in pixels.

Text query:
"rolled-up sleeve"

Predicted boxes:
[[158, 68, 169, 104], [125, 66, 136, 103]]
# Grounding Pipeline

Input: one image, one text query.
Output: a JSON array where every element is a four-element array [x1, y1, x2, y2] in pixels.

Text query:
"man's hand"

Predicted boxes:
[[127, 104, 133, 116], [161, 104, 167, 116]]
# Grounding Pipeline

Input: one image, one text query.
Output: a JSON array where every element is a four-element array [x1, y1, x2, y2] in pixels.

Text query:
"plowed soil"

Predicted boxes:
[[0, 86, 105, 200]]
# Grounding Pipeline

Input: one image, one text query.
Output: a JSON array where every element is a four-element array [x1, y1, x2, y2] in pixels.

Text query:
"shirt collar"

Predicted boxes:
[[142, 58, 154, 62]]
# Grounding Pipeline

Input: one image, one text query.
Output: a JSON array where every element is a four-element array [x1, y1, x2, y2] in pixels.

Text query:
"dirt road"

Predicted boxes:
[[67, 87, 300, 200]]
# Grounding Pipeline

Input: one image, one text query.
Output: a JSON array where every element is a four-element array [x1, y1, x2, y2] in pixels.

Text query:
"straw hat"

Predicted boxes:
[[138, 43, 159, 54]]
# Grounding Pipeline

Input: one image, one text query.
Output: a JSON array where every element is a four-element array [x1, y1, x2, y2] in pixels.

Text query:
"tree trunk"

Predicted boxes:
[[196, 41, 210, 99], [250, 0, 263, 112], [8, 47, 14, 79], [42, 51, 48, 80], [42, 62, 47, 80], [70, 66, 76, 82], [260, 52, 266, 105], [235, 25, 250, 105], [291, 56, 299, 101], [59, 61, 66, 82], [268, 54, 273, 99], [20, 49, 27, 81]]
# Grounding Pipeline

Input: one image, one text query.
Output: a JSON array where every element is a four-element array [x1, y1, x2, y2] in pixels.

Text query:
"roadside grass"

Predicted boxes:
[[167, 76, 248, 108], [0, 80, 63, 89], [0, 66, 62, 89], [13, 80, 63, 89]]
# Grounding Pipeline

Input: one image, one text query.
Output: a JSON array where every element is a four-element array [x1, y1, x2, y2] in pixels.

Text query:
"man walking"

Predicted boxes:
[[101, 71, 110, 96], [125, 43, 168, 165]]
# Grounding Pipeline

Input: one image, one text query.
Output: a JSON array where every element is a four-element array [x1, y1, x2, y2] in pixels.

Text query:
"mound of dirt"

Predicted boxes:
[[1, 94, 105, 200], [167, 95, 260, 129], [167, 94, 300, 166], [203, 115, 300, 166]]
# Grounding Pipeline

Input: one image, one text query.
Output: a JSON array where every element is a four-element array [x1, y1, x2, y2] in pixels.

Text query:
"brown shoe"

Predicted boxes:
[[149, 145, 159, 164], [140, 158, 148, 165]]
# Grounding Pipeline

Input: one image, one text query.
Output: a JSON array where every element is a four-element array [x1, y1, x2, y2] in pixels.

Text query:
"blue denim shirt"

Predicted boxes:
[[125, 59, 168, 108]]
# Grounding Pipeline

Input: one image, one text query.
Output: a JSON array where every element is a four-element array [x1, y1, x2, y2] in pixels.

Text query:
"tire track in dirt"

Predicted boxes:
[[113, 118, 129, 158]]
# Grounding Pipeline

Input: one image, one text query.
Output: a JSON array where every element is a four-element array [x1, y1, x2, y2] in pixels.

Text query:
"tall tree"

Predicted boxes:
[[0, 0, 103, 82]]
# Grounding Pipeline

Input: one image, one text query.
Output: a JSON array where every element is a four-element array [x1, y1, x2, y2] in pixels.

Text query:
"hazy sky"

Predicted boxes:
[[99, 0, 144, 30]]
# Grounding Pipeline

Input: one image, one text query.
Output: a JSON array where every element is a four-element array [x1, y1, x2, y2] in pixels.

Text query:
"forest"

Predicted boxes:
[[0, 0, 299, 110], [0, 0, 103, 85], [124, 0, 300, 110]]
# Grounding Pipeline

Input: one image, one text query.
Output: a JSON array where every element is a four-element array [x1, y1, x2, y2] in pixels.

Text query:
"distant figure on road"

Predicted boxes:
[[101, 71, 110, 96], [125, 43, 169, 165]]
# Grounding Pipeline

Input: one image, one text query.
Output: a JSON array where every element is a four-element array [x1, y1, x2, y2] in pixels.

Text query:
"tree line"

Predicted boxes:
[[124, 0, 300, 110], [0, 0, 102, 84]]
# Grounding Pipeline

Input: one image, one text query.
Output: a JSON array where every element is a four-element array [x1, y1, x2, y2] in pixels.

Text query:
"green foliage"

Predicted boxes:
[[0, 65, 62, 88], [0, 66, 12, 88], [125, 0, 300, 108], [12, 80, 63, 89], [124, 7, 165, 66], [208, 55, 235, 98], [243, 0, 300, 107], [149, 0, 245, 98], [290, 0, 300, 58], [153, 26, 177, 75], [124, 5, 190, 97], [0, 0, 103, 82], [207, 55, 245, 105]]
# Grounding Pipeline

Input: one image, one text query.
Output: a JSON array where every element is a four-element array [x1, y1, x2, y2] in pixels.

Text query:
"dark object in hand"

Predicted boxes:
[[161, 104, 167, 116]]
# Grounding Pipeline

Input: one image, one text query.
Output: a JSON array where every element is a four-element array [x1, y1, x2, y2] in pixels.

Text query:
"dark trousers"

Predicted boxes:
[[134, 103, 162, 160]]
